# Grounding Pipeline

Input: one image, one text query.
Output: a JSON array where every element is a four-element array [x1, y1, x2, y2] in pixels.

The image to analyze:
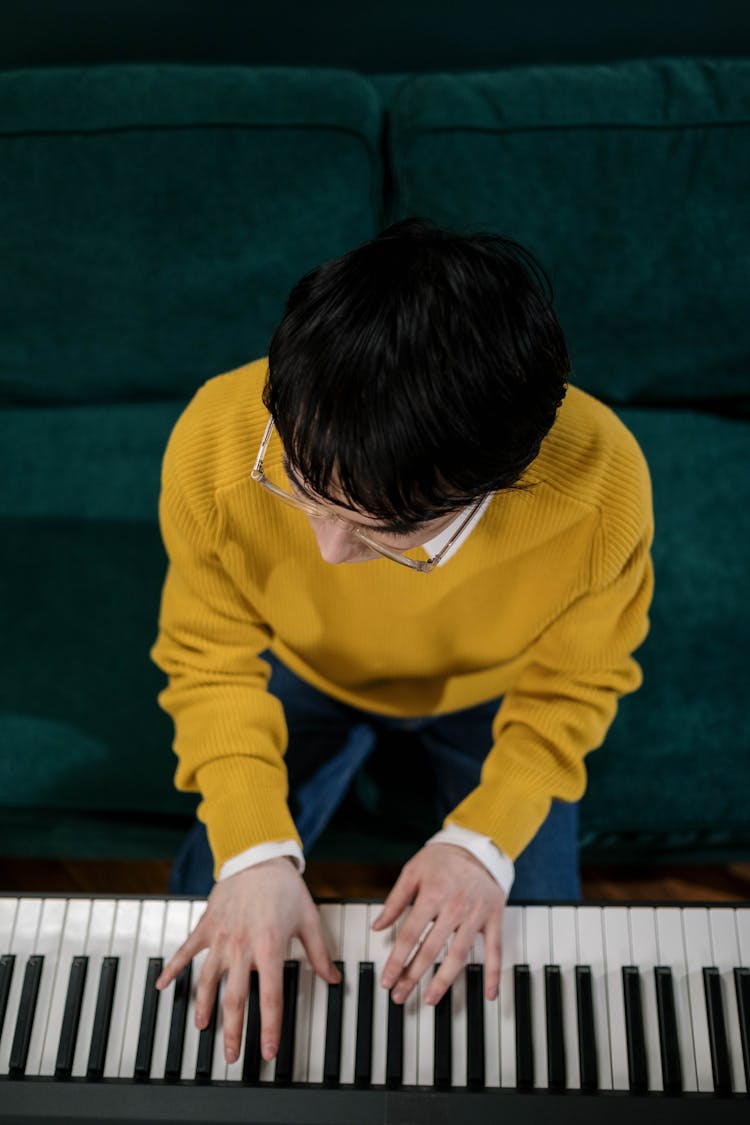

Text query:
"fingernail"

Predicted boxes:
[[263, 1042, 276, 1060], [371, 914, 383, 928], [382, 973, 394, 989], [226, 1048, 238, 1063], [424, 988, 437, 1005]]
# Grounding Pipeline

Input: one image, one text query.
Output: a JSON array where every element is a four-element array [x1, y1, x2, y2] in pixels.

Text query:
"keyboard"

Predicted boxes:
[[1, 895, 748, 1124]]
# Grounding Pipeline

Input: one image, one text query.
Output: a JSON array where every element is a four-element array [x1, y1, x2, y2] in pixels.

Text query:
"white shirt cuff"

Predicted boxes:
[[425, 823, 515, 899], [218, 839, 305, 882]]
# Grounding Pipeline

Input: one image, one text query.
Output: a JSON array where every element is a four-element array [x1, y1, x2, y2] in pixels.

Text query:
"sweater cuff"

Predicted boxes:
[[425, 823, 515, 899], [218, 839, 306, 881]]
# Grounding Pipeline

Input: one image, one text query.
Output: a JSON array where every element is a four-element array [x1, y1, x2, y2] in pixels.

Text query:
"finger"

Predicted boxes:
[[423, 927, 476, 1005], [194, 955, 224, 1030], [301, 911, 342, 985], [156, 926, 207, 992], [390, 921, 453, 1003], [372, 864, 419, 930], [222, 956, 251, 1064], [256, 952, 285, 1060], [381, 911, 436, 989], [481, 914, 503, 1001]]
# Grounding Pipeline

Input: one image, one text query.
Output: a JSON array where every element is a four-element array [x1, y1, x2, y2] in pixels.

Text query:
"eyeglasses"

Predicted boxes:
[[250, 416, 487, 573]]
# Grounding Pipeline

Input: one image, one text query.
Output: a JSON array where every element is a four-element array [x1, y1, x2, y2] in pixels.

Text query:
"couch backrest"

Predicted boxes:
[[387, 56, 750, 408], [0, 64, 382, 405]]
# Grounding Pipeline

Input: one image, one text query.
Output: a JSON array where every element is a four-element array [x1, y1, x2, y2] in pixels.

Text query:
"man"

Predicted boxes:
[[150, 217, 654, 1067]]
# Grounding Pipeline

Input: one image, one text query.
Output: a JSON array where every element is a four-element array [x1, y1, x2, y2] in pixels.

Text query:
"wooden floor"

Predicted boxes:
[[2, 856, 749, 903]]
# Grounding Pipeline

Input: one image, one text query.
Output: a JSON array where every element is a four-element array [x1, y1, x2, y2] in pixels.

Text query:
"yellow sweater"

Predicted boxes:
[[150, 356, 655, 879]]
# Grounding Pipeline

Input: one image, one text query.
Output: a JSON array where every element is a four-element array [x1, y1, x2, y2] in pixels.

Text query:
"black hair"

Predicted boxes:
[[263, 216, 569, 535]]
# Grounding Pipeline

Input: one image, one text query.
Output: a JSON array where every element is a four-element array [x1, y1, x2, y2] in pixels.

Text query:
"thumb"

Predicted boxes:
[[301, 916, 342, 985], [371, 861, 419, 930]]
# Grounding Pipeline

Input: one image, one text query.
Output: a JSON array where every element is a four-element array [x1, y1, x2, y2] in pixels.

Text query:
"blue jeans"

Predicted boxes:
[[168, 649, 582, 904]]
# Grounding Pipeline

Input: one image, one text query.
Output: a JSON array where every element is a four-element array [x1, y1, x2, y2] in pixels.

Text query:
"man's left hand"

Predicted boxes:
[[371, 842, 506, 1006]]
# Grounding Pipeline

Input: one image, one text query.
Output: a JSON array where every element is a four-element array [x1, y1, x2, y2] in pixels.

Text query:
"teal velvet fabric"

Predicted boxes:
[[387, 57, 750, 408], [0, 65, 383, 405], [0, 402, 194, 822], [1, 58, 748, 864]]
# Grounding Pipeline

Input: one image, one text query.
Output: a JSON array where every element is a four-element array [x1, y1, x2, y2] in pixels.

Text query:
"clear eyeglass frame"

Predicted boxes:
[[250, 416, 487, 573]]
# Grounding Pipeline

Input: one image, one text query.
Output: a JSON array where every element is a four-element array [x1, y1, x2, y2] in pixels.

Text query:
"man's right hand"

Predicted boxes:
[[154, 857, 342, 1064]]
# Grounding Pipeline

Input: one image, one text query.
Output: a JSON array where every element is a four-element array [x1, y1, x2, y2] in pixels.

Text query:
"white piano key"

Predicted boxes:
[[307, 902, 342, 1084], [211, 976, 228, 1080], [25, 898, 66, 1077], [340, 902, 369, 1085], [38, 899, 91, 1076], [655, 906, 697, 1092], [0, 898, 42, 1076], [118, 900, 166, 1076], [737, 906, 750, 964], [602, 906, 630, 1090], [0, 898, 19, 951], [473, 934, 499, 1087], [180, 900, 208, 1081], [151, 899, 192, 1080], [289, 934, 313, 1084], [576, 906, 612, 1090], [449, 933, 467, 1087], [103, 899, 141, 1078], [550, 905, 579, 1090], [682, 908, 715, 1092], [367, 903, 392, 1086], [709, 908, 746, 1093], [524, 906, 550, 1089], [415, 929, 435, 1087], [628, 907, 663, 1091], [499, 905, 523, 1088], [72, 899, 116, 1077], [392, 913, 419, 1087]]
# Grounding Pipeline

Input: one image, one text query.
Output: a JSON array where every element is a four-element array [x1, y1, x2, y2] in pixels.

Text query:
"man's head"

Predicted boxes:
[[263, 217, 570, 561]]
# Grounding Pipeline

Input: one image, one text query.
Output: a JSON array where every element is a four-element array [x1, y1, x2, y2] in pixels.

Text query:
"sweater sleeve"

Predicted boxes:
[[149, 402, 301, 880], [446, 475, 655, 862]]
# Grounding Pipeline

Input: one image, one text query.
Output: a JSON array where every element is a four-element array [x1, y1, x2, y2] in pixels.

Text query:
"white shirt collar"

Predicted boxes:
[[419, 493, 492, 567]]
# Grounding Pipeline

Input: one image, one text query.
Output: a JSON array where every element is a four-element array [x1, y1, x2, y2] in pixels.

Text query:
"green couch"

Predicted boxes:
[[1, 56, 748, 869]]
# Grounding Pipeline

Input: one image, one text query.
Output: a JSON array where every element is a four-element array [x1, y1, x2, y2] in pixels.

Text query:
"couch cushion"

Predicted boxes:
[[0, 64, 382, 405], [582, 405, 750, 842], [388, 57, 750, 409], [0, 399, 193, 818]]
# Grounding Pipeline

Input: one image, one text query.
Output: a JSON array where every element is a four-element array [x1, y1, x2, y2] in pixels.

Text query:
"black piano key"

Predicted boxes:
[[164, 961, 192, 1080], [514, 963, 533, 1089], [433, 965, 452, 1089], [735, 967, 750, 1090], [9, 955, 44, 1076], [134, 957, 163, 1080], [703, 966, 733, 1094], [544, 964, 566, 1089], [466, 963, 484, 1089], [323, 960, 344, 1085], [654, 966, 683, 1094], [55, 956, 88, 1078], [622, 966, 648, 1092], [274, 960, 299, 1085], [385, 989, 403, 1088], [0, 954, 16, 1038], [575, 965, 598, 1091], [195, 996, 218, 1080], [242, 970, 262, 1084], [86, 956, 118, 1078], [354, 961, 374, 1087]]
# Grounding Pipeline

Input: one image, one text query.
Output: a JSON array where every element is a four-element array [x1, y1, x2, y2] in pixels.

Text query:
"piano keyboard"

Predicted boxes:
[[1, 895, 748, 1124]]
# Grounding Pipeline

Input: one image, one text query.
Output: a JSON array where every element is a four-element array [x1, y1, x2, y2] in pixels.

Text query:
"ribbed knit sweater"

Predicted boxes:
[[150, 356, 655, 880]]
